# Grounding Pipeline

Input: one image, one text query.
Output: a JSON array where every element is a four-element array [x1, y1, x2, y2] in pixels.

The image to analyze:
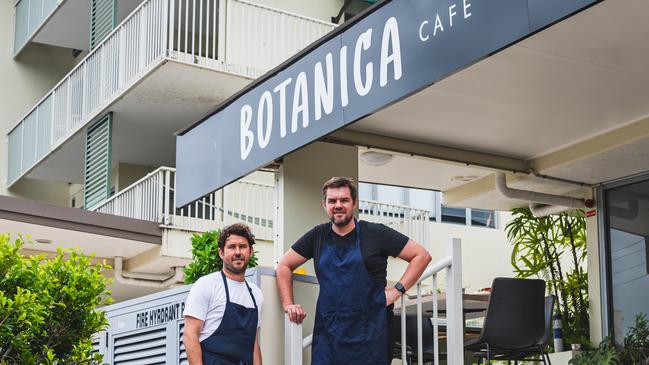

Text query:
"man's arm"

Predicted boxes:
[[385, 239, 432, 306], [183, 315, 204, 365], [276, 248, 308, 324], [253, 328, 262, 365]]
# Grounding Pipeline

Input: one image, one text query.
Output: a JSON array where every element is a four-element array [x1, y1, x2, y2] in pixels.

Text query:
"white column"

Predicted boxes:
[[446, 238, 464, 364], [284, 314, 303, 365]]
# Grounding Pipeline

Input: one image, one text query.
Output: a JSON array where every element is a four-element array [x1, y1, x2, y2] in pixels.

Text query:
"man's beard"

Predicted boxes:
[[329, 210, 353, 227], [223, 256, 247, 275]]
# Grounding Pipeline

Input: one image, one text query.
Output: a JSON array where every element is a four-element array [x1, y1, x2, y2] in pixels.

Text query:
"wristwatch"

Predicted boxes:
[[394, 282, 406, 295]]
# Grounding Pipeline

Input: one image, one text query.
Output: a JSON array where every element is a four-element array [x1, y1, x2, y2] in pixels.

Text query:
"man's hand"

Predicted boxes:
[[284, 303, 307, 324], [385, 287, 402, 306]]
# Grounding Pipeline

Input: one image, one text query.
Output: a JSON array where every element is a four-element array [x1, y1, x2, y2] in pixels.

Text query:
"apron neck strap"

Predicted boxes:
[[221, 271, 257, 309], [220, 271, 231, 303], [326, 219, 361, 246]]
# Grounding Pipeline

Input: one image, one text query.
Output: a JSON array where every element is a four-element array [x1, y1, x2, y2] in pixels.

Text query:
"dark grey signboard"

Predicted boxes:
[[176, 0, 599, 206]]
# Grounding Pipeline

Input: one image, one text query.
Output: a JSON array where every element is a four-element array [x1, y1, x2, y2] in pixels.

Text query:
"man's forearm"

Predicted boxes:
[[276, 263, 295, 309], [183, 334, 203, 365], [253, 337, 262, 365], [398, 252, 432, 290]]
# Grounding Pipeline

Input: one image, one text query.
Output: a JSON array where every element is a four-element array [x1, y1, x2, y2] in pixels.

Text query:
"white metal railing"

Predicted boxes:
[[8, 0, 169, 185], [7, 0, 334, 186], [92, 167, 275, 239], [284, 239, 464, 365], [360, 199, 431, 250]]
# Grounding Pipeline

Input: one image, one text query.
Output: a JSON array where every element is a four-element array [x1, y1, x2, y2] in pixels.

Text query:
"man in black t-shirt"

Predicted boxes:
[[276, 177, 432, 365]]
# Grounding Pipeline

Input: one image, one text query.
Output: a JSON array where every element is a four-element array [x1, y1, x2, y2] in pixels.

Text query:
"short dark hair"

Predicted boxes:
[[322, 176, 357, 202], [218, 223, 255, 249]]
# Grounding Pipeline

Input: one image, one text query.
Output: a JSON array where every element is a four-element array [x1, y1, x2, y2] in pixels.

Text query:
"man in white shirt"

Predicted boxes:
[[183, 223, 263, 365]]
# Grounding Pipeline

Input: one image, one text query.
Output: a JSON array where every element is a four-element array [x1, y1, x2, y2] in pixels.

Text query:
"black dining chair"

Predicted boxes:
[[464, 277, 546, 364], [393, 314, 446, 364], [499, 295, 556, 364]]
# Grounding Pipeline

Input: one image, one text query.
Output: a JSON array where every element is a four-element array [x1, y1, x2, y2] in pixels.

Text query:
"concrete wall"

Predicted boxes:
[[114, 162, 155, 192], [0, 2, 79, 205], [260, 273, 319, 365], [383, 212, 516, 294]]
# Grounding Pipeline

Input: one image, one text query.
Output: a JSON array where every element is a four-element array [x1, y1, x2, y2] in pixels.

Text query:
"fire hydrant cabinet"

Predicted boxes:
[[95, 269, 261, 364]]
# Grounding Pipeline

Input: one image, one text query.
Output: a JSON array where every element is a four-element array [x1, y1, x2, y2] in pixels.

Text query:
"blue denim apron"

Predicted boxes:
[[312, 221, 387, 365], [200, 271, 258, 365]]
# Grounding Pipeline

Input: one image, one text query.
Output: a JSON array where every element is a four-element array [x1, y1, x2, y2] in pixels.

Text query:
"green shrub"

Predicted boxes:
[[0, 234, 111, 365], [621, 313, 649, 365], [183, 230, 258, 284], [569, 338, 620, 365]]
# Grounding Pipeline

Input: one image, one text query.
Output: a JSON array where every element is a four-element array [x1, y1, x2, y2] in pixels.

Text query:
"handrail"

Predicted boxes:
[[359, 198, 430, 213], [8, 0, 156, 134], [417, 256, 452, 283], [95, 166, 174, 208], [92, 166, 275, 240]]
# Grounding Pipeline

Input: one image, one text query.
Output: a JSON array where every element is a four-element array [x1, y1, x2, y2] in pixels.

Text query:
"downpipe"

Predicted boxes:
[[114, 256, 184, 288]]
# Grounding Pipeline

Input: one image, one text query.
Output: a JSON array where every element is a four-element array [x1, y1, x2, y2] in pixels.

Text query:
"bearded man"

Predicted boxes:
[[183, 223, 263, 365], [276, 177, 431, 365]]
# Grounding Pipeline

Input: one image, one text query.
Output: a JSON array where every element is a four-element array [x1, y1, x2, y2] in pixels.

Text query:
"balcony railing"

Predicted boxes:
[[7, 0, 334, 186], [92, 166, 275, 240], [13, 0, 61, 55], [360, 200, 432, 250]]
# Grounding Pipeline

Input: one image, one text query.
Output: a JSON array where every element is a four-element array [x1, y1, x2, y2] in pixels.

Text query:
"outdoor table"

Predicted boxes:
[[393, 292, 489, 339]]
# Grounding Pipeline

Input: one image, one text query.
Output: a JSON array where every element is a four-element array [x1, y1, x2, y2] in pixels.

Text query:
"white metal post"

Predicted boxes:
[[446, 238, 464, 364], [218, 0, 228, 62], [416, 282, 423, 365], [163, 169, 171, 225], [401, 294, 406, 364], [284, 314, 302, 365], [157, 170, 164, 223], [273, 165, 284, 267], [162, 0, 170, 56]]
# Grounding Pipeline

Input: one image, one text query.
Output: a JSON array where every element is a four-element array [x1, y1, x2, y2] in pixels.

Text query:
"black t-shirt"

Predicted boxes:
[[291, 220, 409, 287]]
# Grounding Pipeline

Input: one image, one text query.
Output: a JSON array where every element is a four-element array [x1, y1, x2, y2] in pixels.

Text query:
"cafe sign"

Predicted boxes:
[[176, 0, 599, 206]]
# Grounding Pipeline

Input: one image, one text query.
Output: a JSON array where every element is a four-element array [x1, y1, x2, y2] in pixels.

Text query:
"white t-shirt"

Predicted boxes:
[[183, 271, 263, 342]]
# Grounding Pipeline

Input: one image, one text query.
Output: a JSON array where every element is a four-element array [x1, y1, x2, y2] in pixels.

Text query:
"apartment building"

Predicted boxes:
[[0, 0, 353, 299]]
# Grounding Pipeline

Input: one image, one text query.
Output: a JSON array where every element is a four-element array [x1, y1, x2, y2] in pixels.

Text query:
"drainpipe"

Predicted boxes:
[[114, 256, 184, 288], [528, 203, 573, 218], [495, 173, 592, 217]]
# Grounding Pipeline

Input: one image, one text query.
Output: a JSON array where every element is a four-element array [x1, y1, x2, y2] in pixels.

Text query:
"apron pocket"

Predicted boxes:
[[330, 310, 369, 345]]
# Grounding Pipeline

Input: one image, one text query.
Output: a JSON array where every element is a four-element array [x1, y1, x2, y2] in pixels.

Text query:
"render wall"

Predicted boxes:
[[255, 0, 343, 23], [384, 212, 516, 294]]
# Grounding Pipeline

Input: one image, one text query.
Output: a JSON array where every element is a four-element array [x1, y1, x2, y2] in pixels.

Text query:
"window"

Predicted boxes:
[[604, 178, 649, 344], [471, 208, 496, 228], [441, 206, 466, 225], [359, 182, 497, 228]]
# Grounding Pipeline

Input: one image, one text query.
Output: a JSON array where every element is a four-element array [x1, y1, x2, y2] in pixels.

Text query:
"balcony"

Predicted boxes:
[[13, 0, 62, 55], [7, 0, 334, 188], [92, 166, 275, 241]]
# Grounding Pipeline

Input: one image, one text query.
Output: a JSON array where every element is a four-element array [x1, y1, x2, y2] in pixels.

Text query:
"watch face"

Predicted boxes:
[[395, 282, 406, 294]]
